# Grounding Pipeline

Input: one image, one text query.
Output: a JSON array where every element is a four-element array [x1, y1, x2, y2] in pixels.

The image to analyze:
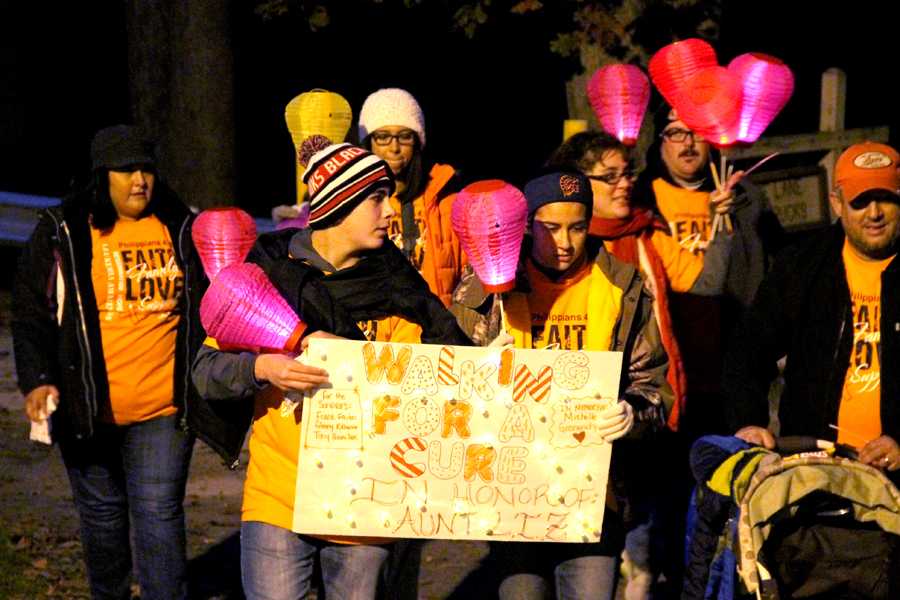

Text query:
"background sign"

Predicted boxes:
[[751, 166, 831, 231], [293, 339, 623, 542]]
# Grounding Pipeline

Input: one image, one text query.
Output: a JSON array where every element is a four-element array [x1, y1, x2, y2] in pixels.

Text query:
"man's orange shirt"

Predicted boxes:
[[653, 178, 712, 254], [836, 240, 893, 447]]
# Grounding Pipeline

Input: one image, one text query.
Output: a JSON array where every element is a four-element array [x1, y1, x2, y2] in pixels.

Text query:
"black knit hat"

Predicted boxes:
[[90, 125, 156, 171]]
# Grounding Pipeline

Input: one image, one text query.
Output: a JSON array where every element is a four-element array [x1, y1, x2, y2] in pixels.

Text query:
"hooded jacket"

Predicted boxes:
[[190, 228, 471, 465], [11, 183, 209, 443], [407, 163, 467, 307], [450, 240, 673, 428], [724, 224, 900, 447]]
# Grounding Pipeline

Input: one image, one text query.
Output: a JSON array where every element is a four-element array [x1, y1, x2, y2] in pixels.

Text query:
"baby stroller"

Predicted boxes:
[[682, 435, 900, 600]]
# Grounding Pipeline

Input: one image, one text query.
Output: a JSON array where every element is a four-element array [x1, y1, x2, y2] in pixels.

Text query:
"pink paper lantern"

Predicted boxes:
[[451, 180, 527, 294], [672, 66, 743, 147], [200, 263, 307, 352], [648, 38, 718, 108], [276, 203, 311, 231], [192, 207, 257, 279], [728, 53, 794, 143], [586, 64, 650, 146]]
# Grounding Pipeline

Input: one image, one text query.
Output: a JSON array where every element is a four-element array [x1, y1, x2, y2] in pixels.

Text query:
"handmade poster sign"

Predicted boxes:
[[292, 338, 623, 542]]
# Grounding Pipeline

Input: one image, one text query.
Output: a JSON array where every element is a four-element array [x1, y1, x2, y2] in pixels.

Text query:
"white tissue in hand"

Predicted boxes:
[[29, 395, 58, 445]]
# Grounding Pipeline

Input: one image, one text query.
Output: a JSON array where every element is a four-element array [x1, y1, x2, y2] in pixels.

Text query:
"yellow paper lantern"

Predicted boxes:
[[284, 89, 353, 204], [562, 119, 588, 142]]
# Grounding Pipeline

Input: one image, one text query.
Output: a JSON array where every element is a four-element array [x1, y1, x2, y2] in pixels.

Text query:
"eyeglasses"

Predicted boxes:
[[371, 130, 417, 146], [586, 170, 636, 186], [660, 128, 702, 143]]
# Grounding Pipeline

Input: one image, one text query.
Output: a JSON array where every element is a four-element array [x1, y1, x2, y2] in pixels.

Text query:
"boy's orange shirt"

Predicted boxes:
[[241, 314, 420, 541]]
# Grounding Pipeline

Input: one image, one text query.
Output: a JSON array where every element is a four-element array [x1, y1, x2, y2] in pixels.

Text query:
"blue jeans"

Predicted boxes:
[[60, 414, 193, 600], [241, 520, 392, 600], [494, 540, 620, 600], [498, 555, 618, 600]]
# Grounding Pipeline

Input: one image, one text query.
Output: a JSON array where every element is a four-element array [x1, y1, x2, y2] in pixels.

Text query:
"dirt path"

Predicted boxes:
[[0, 292, 492, 599]]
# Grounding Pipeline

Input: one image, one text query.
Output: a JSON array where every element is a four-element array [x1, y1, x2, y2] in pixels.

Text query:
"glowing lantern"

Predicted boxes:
[[728, 53, 794, 143], [586, 64, 650, 146], [276, 203, 311, 231], [284, 89, 352, 150], [672, 66, 744, 147], [451, 180, 528, 293], [284, 90, 353, 204], [192, 207, 257, 279], [648, 38, 718, 108], [200, 262, 306, 352]]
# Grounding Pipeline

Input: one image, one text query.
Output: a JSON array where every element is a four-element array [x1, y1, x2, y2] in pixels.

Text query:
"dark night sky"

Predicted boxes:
[[3, 1, 899, 216]]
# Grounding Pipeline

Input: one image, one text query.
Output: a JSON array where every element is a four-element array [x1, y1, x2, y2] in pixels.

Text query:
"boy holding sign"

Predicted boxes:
[[192, 143, 469, 600], [452, 172, 672, 600]]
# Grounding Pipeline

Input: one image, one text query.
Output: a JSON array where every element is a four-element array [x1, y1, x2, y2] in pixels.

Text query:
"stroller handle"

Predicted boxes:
[[774, 436, 859, 460]]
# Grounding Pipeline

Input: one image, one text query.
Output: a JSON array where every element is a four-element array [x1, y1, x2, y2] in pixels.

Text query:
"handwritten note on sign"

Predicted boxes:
[[293, 339, 623, 542]]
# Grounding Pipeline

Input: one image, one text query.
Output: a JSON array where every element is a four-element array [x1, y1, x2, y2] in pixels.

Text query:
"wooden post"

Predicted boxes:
[[818, 68, 846, 195]]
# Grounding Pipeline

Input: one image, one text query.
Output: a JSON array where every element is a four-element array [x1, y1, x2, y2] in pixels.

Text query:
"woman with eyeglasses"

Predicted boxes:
[[358, 88, 466, 308], [547, 131, 735, 598], [548, 131, 734, 425]]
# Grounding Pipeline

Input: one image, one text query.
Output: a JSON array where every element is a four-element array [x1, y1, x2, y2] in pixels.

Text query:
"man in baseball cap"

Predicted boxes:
[[832, 141, 900, 260], [726, 141, 900, 496]]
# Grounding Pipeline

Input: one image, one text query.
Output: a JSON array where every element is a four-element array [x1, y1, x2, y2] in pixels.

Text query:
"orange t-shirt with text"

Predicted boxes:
[[836, 240, 893, 447], [653, 178, 712, 254], [91, 216, 183, 424], [525, 260, 591, 350], [388, 194, 427, 271]]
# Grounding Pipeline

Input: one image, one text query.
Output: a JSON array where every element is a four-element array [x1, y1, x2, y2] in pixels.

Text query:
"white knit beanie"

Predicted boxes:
[[358, 88, 426, 148]]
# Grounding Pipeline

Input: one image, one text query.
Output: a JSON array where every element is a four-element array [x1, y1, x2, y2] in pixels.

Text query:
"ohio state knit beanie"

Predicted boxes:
[[302, 143, 395, 228], [358, 88, 426, 148]]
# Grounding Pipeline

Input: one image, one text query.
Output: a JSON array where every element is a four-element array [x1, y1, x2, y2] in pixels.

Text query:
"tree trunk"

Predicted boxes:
[[126, 0, 235, 209]]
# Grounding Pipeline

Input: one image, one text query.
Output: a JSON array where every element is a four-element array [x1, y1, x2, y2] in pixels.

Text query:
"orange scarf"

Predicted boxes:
[[590, 211, 687, 430]]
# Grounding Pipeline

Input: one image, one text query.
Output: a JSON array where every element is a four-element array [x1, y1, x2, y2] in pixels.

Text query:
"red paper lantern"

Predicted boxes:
[[192, 207, 257, 279], [586, 64, 650, 146], [451, 180, 528, 294], [728, 53, 794, 143], [200, 262, 306, 352], [672, 66, 743, 147], [648, 38, 718, 108]]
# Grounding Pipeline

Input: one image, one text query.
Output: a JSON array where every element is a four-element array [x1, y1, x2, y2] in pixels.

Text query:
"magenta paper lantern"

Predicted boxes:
[[451, 180, 527, 293], [587, 64, 650, 146], [672, 66, 744, 147], [200, 262, 307, 352], [276, 203, 311, 231], [728, 53, 794, 143], [192, 207, 257, 279], [648, 38, 718, 108]]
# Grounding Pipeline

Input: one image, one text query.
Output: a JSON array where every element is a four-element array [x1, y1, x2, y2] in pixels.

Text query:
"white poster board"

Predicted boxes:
[[292, 339, 623, 542]]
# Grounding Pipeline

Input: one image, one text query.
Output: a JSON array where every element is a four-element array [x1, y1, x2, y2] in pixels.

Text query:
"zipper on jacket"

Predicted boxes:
[[178, 215, 192, 431], [825, 309, 848, 421], [57, 217, 98, 435]]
